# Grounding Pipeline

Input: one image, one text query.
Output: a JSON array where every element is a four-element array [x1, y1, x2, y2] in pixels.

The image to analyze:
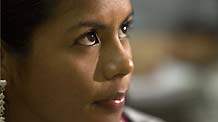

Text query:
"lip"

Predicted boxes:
[[93, 92, 126, 113]]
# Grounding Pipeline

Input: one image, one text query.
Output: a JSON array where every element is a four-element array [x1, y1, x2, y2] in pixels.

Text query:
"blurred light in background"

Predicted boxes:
[[127, 0, 218, 122]]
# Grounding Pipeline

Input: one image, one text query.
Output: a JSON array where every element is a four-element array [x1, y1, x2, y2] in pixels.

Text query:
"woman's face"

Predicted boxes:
[[6, 0, 134, 122]]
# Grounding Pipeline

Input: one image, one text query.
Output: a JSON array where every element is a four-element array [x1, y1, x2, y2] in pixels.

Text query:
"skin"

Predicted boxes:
[[1, 0, 134, 122]]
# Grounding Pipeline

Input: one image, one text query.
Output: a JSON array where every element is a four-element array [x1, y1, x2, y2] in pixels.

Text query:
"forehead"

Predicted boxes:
[[52, 0, 132, 22], [55, 0, 131, 12]]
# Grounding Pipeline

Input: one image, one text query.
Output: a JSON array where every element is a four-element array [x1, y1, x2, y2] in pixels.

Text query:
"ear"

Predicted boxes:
[[1, 41, 26, 87], [0, 41, 14, 81], [1, 41, 7, 80]]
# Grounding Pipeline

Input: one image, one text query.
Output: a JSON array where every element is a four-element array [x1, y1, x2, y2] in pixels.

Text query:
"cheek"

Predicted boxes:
[[21, 49, 100, 121]]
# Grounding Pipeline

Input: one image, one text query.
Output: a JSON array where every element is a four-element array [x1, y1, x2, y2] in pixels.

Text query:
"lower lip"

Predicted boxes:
[[94, 97, 125, 112]]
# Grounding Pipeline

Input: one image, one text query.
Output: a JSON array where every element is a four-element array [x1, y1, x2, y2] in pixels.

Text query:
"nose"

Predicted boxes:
[[102, 42, 134, 80]]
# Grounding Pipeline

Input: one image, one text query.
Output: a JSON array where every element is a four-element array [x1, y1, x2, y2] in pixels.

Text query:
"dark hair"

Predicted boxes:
[[1, 0, 54, 54]]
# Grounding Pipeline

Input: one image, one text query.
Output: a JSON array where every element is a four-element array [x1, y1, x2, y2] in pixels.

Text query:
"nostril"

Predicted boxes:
[[111, 73, 127, 80]]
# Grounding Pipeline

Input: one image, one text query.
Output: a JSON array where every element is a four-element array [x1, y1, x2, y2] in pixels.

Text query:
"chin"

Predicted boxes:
[[89, 112, 122, 122]]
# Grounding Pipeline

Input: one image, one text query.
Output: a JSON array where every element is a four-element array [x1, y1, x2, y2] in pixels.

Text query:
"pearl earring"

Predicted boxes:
[[0, 80, 7, 122]]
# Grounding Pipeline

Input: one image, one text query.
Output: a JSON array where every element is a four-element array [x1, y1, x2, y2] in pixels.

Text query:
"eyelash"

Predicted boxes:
[[74, 31, 100, 46], [74, 21, 132, 47]]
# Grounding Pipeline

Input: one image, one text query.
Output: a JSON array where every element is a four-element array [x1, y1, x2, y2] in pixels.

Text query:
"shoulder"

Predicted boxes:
[[124, 106, 166, 122]]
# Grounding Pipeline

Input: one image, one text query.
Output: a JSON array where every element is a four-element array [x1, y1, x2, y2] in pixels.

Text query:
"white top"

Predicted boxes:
[[124, 107, 165, 122]]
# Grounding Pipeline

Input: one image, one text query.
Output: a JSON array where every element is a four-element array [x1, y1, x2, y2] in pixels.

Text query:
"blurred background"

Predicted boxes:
[[127, 0, 218, 122]]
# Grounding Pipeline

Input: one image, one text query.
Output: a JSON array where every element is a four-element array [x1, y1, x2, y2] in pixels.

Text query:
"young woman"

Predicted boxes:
[[1, 0, 164, 122]]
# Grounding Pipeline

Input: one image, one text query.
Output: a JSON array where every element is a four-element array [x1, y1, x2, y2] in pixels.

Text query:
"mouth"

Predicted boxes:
[[93, 92, 126, 113]]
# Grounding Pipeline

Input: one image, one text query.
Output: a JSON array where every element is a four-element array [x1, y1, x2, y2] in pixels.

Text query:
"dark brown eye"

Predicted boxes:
[[119, 22, 130, 38], [75, 32, 100, 46]]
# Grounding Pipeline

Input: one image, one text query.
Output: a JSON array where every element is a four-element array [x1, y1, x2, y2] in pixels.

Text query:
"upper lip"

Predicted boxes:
[[93, 79, 129, 103], [93, 90, 127, 103]]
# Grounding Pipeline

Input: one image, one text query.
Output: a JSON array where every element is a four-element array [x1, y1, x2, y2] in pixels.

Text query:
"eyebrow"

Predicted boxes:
[[79, 21, 106, 29], [78, 11, 134, 29], [122, 11, 134, 24]]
